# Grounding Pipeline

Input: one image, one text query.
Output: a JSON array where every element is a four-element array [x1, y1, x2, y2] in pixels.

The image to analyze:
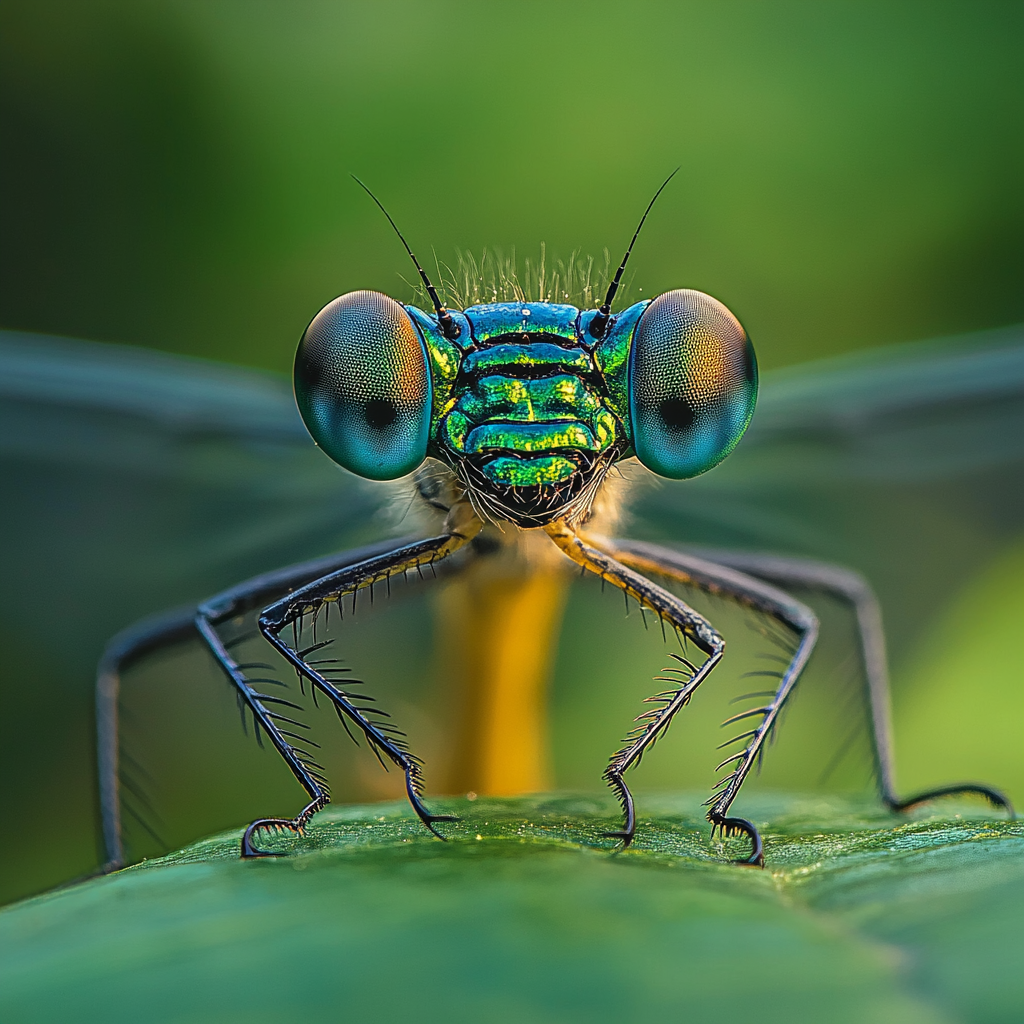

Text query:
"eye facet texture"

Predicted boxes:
[[629, 289, 757, 479], [294, 290, 431, 480]]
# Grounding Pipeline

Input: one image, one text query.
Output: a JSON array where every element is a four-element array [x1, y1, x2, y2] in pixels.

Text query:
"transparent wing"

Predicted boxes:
[[630, 323, 1024, 662], [0, 331, 397, 899]]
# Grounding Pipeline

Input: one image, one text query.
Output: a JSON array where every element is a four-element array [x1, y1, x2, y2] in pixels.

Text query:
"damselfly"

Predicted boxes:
[[84, 177, 1018, 868]]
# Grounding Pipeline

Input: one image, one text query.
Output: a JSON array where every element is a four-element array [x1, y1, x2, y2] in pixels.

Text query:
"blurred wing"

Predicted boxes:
[[0, 331, 399, 899], [1, 330, 397, 643], [629, 323, 1024, 657]]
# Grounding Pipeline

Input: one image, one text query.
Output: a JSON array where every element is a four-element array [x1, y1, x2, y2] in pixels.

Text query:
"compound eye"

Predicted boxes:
[[629, 289, 757, 479], [294, 290, 431, 480]]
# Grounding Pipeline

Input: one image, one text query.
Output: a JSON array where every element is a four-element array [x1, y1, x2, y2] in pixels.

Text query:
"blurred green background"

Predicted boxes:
[[2, 0, 1022, 373], [2, 0, 1024, 906]]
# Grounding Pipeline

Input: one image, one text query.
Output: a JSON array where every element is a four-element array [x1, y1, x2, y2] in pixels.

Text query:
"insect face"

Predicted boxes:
[[295, 287, 757, 525]]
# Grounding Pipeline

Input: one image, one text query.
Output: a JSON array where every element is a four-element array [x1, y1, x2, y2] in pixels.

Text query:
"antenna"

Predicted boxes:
[[351, 175, 460, 341], [588, 168, 679, 340]]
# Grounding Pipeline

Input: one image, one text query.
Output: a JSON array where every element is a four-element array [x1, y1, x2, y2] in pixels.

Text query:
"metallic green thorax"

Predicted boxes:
[[406, 301, 648, 490]]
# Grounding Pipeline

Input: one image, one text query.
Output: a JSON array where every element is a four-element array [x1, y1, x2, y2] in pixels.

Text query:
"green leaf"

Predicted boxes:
[[2, 794, 1021, 1023]]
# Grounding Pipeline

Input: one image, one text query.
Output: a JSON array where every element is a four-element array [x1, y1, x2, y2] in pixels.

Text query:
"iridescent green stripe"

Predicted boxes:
[[458, 374, 602, 423], [465, 421, 598, 453], [481, 455, 579, 487], [461, 344, 591, 378]]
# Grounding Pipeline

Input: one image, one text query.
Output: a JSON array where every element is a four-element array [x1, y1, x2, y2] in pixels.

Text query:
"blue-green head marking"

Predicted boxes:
[[294, 182, 757, 528]]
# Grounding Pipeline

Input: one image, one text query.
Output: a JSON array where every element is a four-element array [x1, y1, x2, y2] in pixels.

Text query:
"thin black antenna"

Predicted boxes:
[[351, 175, 460, 340], [589, 167, 679, 340]]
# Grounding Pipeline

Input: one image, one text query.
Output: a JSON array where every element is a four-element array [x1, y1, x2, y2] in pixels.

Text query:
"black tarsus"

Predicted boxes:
[[588, 167, 680, 340], [94, 539, 419, 871], [351, 175, 461, 341], [247, 534, 468, 856], [618, 540, 1016, 865], [687, 545, 1015, 821], [890, 784, 1012, 816], [607, 539, 822, 868]]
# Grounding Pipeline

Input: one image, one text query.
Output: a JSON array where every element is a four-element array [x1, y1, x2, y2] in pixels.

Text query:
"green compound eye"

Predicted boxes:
[[629, 289, 757, 480], [294, 290, 431, 480]]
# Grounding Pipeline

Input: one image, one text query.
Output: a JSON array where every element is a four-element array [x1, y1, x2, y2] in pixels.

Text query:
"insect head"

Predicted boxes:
[[294, 179, 757, 527]]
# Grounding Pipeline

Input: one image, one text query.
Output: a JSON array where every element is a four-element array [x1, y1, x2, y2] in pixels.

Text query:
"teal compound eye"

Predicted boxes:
[[294, 290, 432, 480], [629, 289, 757, 480]]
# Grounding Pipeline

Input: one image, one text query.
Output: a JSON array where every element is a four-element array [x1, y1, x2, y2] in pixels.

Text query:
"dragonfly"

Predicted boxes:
[[79, 177, 1014, 868]]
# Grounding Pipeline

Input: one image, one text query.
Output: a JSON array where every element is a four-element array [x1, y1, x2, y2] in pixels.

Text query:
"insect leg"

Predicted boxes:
[[681, 547, 1013, 817], [97, 538, 419, 870], [600, 538, 820, 866], [255, 502, 483, 857], [96, 607, 198, 870], [543, 523, 727, 850], [195, 612, 330, 858]]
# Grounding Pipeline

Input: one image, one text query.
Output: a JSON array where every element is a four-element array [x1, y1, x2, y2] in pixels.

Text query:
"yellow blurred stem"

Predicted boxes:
[[434, 560, 569, 796]]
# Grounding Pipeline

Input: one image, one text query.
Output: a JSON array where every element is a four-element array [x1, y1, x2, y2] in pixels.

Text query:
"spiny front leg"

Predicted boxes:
[[187, 542, 425, 859], [258, 501, 483, 846], [544, 522, 725, 847], [703, 625, 816, 868], [698, 579, 823, 866], [672, 548, 1012, 828], [196, 613, 330, 859], [607, 540, 821, 866]]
